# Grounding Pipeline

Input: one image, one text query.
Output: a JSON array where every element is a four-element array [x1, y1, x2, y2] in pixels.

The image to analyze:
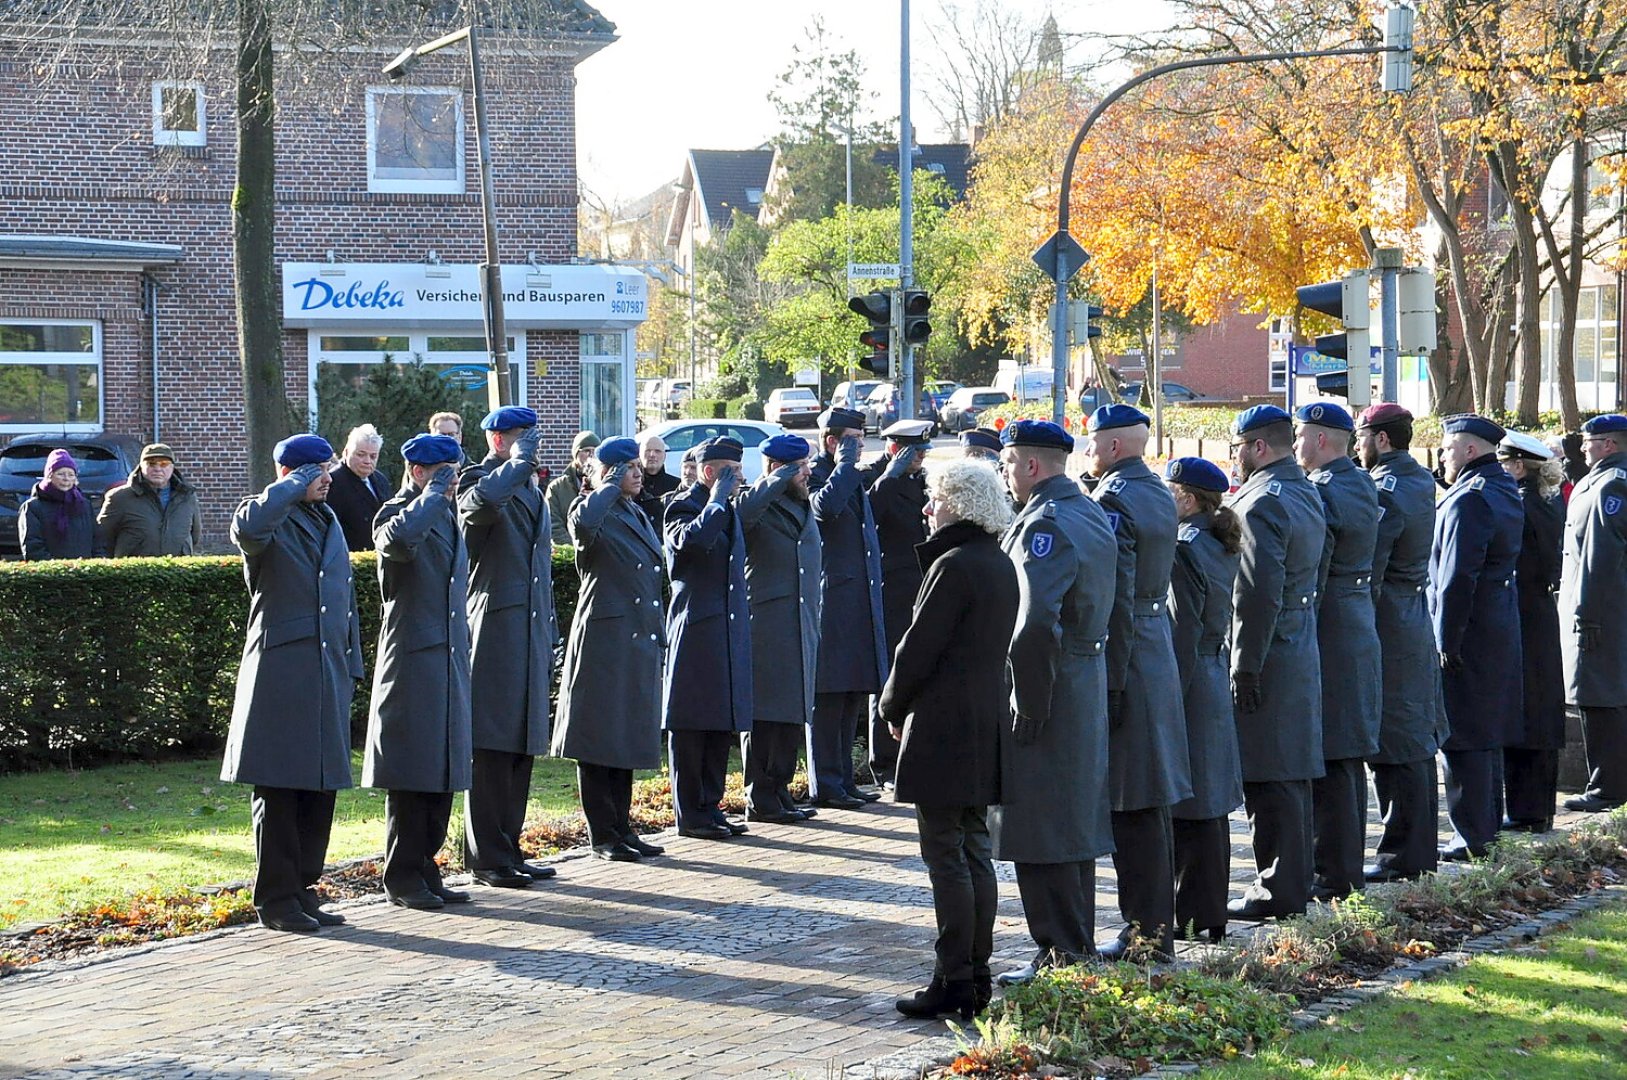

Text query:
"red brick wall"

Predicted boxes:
[[1109, 306, 1273, 401]]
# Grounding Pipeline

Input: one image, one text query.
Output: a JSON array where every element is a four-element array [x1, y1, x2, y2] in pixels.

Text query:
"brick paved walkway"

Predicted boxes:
[[0, 797, 1593, 1080]]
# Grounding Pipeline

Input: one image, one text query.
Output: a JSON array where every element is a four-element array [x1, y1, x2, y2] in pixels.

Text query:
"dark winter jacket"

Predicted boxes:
[[97, 469, 203, 556]]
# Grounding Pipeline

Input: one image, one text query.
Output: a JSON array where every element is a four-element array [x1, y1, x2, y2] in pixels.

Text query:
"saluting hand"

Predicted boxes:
[[427, 463, 456, 498], [837, 435, 862, 466], [511, 424, 543, 466], [710, 465, 742, 501], [771, 462, 804, 484], [289, 463, 327, 489]]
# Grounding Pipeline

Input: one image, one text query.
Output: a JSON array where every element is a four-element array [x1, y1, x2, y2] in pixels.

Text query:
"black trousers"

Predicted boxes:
[[1013, 861, 1095, 965], [250, 786, 336, 918], [916, 804, 996, 983], [464, 749, 533, 871], [1443, 748, 1502, 856], [1313, 757, 1369, 893], [383, 790, 453, 897], [1580, 706, 1627, 803], [810, 691, 866, 800], [868, 695, 899, 784], [1503, 747, 1559, 823], [1109, 805, 1175, 949], [578, 762, 634, 848], [1173, 815, 1231, 933], [669, 730, 733, 830], [741, 721, 804, 813], [1240, 779, 1312, 915], [1370, 758, 1439, 875]]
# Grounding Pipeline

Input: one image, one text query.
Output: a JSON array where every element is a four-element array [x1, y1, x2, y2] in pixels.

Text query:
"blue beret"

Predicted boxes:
[[1441, 413, 1506, 444], [1234, 404, 1292, 436], [399, 433, 462, 466], [820, 407, 866, 431], [274, 433, 334, 468], [1164, 456, 1230, 493], [960, 427, 1003, 454], [1294, 402, 1354, 431], [480, 406, 538, 431], [1000, 419, 1074, 453], [1581, 414, 1627, 435], [760, 434, 811, 463], [594, 437, 639, 466], [1087, 404, 1151, 433], [699, 436, 744, 463]]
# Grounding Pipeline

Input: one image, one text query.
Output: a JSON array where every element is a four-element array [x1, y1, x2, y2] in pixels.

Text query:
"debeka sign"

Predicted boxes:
[[289, 276, 408, 313], [282, 262, 647, 328]]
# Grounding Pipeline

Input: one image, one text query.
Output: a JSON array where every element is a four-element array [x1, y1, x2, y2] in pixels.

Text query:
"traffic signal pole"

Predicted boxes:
[[898, 0, 916, 420]]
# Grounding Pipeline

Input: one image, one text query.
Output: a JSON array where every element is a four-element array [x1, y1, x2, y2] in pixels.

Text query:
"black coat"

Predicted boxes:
[[662, 482, 753, 733], [1511, 478, 1565, 749], [326, 463, 393, 552], [636, 467, 680, 534], [861, 454, 929, 652], [809, 451, 889, 693], [879, 521, 1019, 807]]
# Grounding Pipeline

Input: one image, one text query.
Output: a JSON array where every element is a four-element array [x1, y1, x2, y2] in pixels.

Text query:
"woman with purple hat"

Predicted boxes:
[[19, 448, 104, 560]]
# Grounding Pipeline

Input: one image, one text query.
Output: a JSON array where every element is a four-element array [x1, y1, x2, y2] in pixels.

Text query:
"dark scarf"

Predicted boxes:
[[33, 480, 88, 545]]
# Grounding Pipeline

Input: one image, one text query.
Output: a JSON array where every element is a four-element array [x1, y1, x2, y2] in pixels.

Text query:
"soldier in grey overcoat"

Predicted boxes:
[[222, 434, 363, 932], [364, 434, 472, 910], [1355, 404, 1444, 882], [1558, 413, 1627, 813], [1431, 414, 1524, 860], [992, 421, 1118, 983], [1293, 402, 1382, 900], [455, 407, 559, 888], [663, 436, 754, 840], [1225, 405, 1326, 920], [1162, 457, 1244, 942], [1081, 404, 1192, 958], [553, 438, 668, 861], [736, 434, 823, 823]]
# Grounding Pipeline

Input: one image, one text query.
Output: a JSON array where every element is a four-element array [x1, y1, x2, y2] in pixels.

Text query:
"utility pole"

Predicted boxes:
[[1376, 246, 1403, 403], [898, 0, 915, 420]]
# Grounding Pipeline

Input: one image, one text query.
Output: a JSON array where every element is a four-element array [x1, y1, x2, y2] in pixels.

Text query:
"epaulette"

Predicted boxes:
[[1041, 501, 1058, 520], [1104, 476, 1128, 495], [1614, 468, 1627, 482], [1313, 471, 1333, 485], [1266, 480, 1282, 496], [1376, 506, 1387, 520], [1380, 475, 1398, 492], [1178, 523, 1199, 544], [1470, 476, 1486, 491]]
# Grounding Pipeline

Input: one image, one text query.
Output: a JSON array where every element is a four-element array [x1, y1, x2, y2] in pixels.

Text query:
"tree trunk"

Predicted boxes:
[[234, 0, 288, 491], [1505, 193, 1544, 423]]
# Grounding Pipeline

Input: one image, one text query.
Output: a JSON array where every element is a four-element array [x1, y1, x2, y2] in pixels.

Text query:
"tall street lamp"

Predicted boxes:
[[385, 26, 513, 409]]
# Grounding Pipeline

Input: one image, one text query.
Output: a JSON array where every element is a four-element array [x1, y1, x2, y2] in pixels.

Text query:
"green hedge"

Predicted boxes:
[[725, 395, 765, 421], [683, 397, 728, 419], [0, 550, 581, 773]]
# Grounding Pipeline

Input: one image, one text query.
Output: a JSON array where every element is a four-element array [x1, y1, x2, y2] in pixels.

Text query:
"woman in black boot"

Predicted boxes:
[[879, 460, 1019, 1020]]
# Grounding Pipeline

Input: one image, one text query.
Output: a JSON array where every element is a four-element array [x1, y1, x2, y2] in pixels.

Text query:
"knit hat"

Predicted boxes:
[[44, 448, 78, 476]]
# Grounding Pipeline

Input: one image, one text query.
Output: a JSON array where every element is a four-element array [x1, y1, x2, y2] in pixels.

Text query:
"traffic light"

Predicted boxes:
[[1068, 301, 1103, 348], [901, 289, 932, 346], [848, 291, 892, 377], [1296, 269, 1371, 405]]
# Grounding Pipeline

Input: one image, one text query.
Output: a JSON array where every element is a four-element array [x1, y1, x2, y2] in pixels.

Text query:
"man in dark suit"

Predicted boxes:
[[326, 423, 393, 552], [635, 432, 680, 533]]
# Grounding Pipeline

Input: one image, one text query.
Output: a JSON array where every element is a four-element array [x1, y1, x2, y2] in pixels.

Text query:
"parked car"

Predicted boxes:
[[763, 387, 822, 428], [939, 387, 1011, 433], [830, 379, 883, 412], [0, 434, 145, 558], [861, 383, 897, 434], [640, 418, 794, 482], [922, 380, 960, 416], [1079, 381, 1205, 412]]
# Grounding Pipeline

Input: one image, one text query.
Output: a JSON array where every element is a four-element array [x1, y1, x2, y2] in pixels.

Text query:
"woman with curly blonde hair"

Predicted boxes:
[[878, 459, 1019, 1021]]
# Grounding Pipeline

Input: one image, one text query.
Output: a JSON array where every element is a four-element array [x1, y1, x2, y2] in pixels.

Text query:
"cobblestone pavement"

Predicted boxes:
[[0, 796, 1592, 1079]]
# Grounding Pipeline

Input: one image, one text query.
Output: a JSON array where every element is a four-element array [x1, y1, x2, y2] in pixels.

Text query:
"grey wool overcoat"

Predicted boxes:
[[737, 473, 823, 726], [1307, 454, 1383, 762]]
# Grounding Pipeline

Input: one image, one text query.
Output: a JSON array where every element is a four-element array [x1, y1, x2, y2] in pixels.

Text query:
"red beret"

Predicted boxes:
[[1356, 403, 1413, 430]]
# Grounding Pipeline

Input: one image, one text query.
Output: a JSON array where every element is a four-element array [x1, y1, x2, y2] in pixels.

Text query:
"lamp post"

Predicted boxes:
[[384, 26, 512, 409]]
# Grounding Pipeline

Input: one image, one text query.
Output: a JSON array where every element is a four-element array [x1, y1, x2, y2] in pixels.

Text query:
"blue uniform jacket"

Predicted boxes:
[[662, 481, 753, 732], [809, 451, 889, 694]]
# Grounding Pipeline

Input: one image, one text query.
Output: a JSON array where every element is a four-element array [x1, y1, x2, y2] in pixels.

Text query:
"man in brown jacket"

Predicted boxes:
[[97, 443, 203, 556]]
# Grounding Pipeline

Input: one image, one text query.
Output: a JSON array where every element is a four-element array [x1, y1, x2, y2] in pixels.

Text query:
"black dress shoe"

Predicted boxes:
[[1097, 934, 1173, 963], [387, 889, 446, 910], [779, 793, 816, 819], [895, 977, 978, 1021], [621, 833, 666, 857], [1364, 864, 1422, 884], [848, 786, 882, 803], [431, 886, 473, 904], [811, 793, 865, 810], [678, 823, 733, 840], [719, 816, 749, 836], [592, 841, 641, 862], [297, 892, 346, 926], [1563, 793, 1624, 813], [1226, 897, 1300, 920], [1501, 817, 1554, 834], [745, 807, 806, 824], [1438, 845, 1482, 863], [1309, 882, 1353, 902], [518, 862, 557, 880], [260, 909, 321, 933], [472, 867, 533, 888], [1172, 925, 1226, 943]]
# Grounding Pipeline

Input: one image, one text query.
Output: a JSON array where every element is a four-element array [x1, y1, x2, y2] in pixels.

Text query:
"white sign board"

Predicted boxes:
[[281, 262, 649, 329], [848, 263, 901, 280]]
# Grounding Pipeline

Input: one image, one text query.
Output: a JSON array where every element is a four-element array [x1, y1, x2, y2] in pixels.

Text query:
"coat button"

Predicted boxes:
[[319, 571, 324, 578], [533, 576, 539, 584], [636, 564, 642, 570], [650, 634, 657, 642], [1300, 596, 1307, 604], [729, 613, 735, 620], [320, 605, 327, 613]]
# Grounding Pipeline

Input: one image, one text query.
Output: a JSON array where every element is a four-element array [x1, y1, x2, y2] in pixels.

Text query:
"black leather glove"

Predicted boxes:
[[1439, 651, 1465, 674], [426, 464, 456, 497], [1107, 690, 1125, 726], [289, 463, 327, 489], [770, 462, 803, 484], [709, 466, 741, 502], [603, 462, 629, 489], [837, 435, 862, 466], [1577, 621, 1601, 652], [511, 425, 543, 465], [1012, 713, 1044, 746], [1232, 671, 1262, 713]]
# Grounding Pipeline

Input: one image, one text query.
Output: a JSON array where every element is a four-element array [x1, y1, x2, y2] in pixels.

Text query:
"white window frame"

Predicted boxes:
[[0, 318, 104, 434], [304, 330, 525, 428], [579, 330, 634, 436], [366, 87, 465, 195], [152, 81, 206, 147]]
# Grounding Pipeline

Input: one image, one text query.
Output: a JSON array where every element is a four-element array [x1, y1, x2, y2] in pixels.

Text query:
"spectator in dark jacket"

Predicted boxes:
[[20, 448, 103, 560], [635, 432, 679, 532], [326, 424, 393, 552], [98, 443, 203, 556]]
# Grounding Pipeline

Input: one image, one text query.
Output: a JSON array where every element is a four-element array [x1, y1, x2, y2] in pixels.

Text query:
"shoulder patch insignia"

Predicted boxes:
[[1029, 530, 1055, 558], [1606, 495, 1623, 517], [1470, 476, 1486, 491], [1105, 476, 1128, 495], [1266, 480, 1282, 497], [1041, 501, 1058, 520], [1313, 471, 1333, 485], [1380, 475, 1398, 492], [1178, 523, 1199, 543], [1105, 511, 1122, 533]]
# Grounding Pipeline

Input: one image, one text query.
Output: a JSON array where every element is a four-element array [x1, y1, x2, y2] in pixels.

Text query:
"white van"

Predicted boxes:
[[993, 366, 1054, 403]]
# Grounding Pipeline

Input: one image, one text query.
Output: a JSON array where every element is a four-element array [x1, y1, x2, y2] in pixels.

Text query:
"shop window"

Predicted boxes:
[[153, 81, 206, 147], [580, 332, 626, 438], [307, 331, 522, 431], [366, 88, 464, 194], [0, 321, 102, 431]]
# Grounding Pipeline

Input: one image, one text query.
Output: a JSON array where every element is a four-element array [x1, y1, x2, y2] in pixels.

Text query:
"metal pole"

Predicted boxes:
[[898, 0, 915, 420], [1051, 257, 1068, 426], [1381, 266, 1400, 402], [1151, 261, 1164, 445], [688, 209, 697, 396], [845, 123, 854, 296], [467, 28, 511, 409]]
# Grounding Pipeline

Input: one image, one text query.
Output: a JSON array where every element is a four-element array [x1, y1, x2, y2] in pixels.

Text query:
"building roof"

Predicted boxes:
[[875, 143, 971, 200], [688, 148, 774, 230], [0, 235, 184, 269]]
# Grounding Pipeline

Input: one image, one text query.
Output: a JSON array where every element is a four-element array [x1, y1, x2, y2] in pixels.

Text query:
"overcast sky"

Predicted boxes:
[[574, 0, 1175, 208]]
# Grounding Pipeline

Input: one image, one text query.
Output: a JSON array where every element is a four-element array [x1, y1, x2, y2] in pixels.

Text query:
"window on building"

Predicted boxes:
[[366, 88, 464, 194], [1267, 317, 1289, 392], [152, 81, 206, 147], [580, 331, 626, 438], [1537, 283, 1621, 410], [307, 331, 523, 428], [0, 321, 102, 431]]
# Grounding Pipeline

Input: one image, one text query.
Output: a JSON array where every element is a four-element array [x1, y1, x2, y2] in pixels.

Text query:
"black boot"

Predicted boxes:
[[972, 965, 993, 1011], [896, 976, 978, 1021]]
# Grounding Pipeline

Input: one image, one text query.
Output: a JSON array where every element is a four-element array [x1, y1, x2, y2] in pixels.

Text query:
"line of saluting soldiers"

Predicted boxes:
[[216, 398, 1627, 1014]]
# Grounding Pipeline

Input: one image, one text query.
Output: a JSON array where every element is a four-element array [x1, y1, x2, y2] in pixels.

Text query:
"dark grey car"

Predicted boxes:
[[0, 434, 144, 558]]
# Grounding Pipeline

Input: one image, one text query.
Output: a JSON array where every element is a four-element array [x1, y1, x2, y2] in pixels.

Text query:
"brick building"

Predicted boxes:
[[0, 5, 644, 543]]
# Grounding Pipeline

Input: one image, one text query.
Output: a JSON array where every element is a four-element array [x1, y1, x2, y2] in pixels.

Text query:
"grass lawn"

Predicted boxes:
[[1205, 904, 1627, 1079], [0, 752, 590, 930]]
